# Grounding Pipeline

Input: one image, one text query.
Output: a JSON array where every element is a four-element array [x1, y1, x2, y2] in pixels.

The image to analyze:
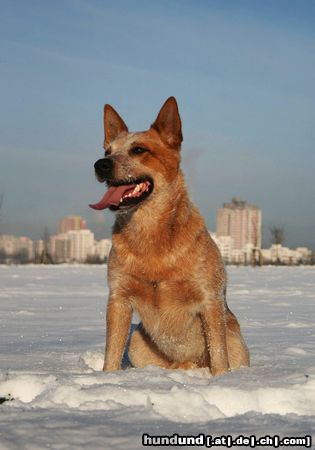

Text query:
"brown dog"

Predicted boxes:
[[90, 97, 249, 376]]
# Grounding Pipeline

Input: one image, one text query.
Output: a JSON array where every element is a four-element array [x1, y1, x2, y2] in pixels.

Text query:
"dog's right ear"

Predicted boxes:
[[151, 97, 183, 149], [104, 104, 129, 147]]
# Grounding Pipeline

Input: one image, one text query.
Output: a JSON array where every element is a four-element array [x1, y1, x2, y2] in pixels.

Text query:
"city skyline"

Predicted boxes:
[[0, 212, 312, 265], [0, 196, 314, 250], [1, 1, 314, 248]]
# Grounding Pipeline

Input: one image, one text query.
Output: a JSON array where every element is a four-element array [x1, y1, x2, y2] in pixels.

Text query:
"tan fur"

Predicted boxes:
[[100, 97, 249, 376]]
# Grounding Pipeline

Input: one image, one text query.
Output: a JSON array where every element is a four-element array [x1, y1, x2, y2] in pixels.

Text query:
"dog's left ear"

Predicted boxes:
[[104, 104, 129, 147], [151, 97, 183, 149]]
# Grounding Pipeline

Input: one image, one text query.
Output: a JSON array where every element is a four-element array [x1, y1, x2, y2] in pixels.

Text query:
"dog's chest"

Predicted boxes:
[[131, 278, 203, 330], [130, 276, 204, 311]]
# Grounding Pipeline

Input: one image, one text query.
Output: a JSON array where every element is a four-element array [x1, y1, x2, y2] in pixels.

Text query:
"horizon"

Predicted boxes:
[[1, 208, 313, 252], [1, 1, 314, 249]]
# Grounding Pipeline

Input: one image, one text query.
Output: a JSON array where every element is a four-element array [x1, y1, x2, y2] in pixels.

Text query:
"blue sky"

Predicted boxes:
[[0, 0, 314, 248]]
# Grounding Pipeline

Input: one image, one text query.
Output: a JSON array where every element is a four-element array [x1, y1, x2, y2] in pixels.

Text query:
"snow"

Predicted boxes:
[[0, 265, 314, 449]]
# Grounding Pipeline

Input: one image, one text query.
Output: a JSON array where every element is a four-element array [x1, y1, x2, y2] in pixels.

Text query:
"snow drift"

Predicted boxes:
[[0, 265, 314, 449]]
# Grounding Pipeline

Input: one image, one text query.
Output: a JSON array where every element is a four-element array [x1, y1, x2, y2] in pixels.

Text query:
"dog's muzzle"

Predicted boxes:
[[94, 158, 113, 179]]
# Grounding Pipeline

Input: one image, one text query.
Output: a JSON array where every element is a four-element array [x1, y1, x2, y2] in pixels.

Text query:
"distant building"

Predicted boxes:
[[94, 239, 112, 260], [67, 229, 95, 262], [50, 229, 95, 262], [15, 237, 34, 261], [34, 239, 44, 258], [0, 235, 16, 255], [210, 232, 255, 265], [210, 232, 234, 263], [58, 216, 87, 234], [0, 235, 34, 262], [216, 197, 262, 250], [51, 234, 72, 262], [296, 247, 313, 264], [261, 245, 312, 265]]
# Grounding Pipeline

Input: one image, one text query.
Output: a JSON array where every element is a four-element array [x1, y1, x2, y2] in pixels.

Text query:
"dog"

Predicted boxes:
[[90, 97, 249, 376]]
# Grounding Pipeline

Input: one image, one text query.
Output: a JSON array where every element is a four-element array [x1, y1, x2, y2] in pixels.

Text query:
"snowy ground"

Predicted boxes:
[[0, 265, 314, 450]]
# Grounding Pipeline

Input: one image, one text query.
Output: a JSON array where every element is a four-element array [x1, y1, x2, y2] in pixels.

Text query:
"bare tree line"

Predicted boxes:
[[269, 225, 285, 245]]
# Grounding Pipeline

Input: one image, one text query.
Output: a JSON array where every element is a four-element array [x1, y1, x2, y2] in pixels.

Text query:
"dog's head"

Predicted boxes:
[[90, 97, 183, 212]]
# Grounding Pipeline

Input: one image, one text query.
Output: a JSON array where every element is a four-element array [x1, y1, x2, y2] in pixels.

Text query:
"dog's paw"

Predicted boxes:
[[211, 366, 231, 377], [171, 361, 199, 370], [103, 364, 121, 372]]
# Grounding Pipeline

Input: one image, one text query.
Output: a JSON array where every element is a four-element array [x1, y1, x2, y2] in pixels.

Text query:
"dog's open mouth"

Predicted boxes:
[[89, 177, 153, 211]]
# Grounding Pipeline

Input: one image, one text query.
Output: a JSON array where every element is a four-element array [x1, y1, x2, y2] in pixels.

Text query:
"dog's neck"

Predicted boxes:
[[112, 170, 196, 255]]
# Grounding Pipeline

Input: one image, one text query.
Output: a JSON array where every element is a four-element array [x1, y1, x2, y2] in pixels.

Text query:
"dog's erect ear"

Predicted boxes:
[[104, 104, 129, 147], [151, 97, 183, 149]]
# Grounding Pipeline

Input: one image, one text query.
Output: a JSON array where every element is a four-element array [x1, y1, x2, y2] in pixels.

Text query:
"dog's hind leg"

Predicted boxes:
[[226, 308, 250, 370], [128, 324, 173, 369]]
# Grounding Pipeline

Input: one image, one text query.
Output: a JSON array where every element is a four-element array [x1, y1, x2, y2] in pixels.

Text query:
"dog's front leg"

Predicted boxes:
[[200, 300, 230, 376], [103, 295, 132, 372]]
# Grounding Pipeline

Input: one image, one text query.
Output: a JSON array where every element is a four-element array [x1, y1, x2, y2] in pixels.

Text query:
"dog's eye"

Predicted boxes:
[[132, 147, 147, 155]]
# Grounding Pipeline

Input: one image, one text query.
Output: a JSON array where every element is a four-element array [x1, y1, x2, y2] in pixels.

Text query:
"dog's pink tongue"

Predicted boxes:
[[89, 184, 136, 210]]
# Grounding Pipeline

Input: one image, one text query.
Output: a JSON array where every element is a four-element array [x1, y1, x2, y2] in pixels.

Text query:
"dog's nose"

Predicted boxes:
[[94, 158, 113, 177]]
